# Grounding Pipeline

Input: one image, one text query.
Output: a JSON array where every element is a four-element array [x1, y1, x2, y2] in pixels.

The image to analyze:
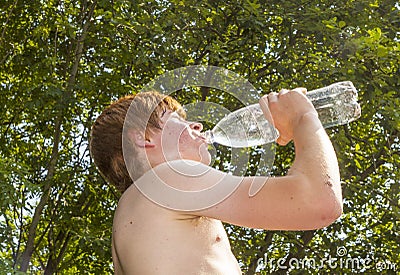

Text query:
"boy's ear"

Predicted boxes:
[[128, 130, 155, 148]]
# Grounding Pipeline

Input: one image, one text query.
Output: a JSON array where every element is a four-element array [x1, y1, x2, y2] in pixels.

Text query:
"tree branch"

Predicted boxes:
[[19, 117, 62, 272], [18, 1, 98, 271]]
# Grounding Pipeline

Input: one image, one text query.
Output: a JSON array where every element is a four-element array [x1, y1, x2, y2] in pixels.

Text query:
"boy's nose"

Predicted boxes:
[[190, 122, 203, 132]]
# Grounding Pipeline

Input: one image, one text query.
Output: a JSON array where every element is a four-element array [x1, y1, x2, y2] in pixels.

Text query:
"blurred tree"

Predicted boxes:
[[0, 0, 398, 274]]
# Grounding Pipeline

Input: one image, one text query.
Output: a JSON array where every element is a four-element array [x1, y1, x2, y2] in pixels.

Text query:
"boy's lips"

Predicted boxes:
[[192, 132, 207, 143]]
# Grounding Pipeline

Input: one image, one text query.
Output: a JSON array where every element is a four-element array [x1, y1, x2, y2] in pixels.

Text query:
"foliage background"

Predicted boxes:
[[0, 0, 398, 274]]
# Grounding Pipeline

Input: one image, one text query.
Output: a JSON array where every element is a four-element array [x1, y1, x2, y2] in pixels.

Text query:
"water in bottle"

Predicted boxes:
[[202, 81, 361, 148]]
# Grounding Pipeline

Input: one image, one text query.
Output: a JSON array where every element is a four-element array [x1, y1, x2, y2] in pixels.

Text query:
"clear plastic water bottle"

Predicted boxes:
[[202, 81, 361, 148]]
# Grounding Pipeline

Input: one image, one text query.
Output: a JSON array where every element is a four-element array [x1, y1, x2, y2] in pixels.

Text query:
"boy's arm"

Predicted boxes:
[[210, 113, 341, 230]]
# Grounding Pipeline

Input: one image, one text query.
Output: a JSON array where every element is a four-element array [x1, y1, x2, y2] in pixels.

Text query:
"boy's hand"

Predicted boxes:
[[259, 88, 318, 146]]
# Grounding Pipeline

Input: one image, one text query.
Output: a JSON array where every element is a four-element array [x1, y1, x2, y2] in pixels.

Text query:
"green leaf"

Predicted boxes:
[[376, 45, 389, 57]]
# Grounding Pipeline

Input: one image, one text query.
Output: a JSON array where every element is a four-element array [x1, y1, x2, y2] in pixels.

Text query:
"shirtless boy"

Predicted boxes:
[[90, 88, 342, 274]]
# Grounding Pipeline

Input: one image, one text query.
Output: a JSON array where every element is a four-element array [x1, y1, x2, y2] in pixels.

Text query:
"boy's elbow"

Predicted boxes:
[[301, 178, 343, 229], [312, 195, 343, 229], [323, 200, 343, 225]]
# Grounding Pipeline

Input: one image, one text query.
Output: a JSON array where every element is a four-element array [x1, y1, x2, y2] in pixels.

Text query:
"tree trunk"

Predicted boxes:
[[18, 1, 97, 271]]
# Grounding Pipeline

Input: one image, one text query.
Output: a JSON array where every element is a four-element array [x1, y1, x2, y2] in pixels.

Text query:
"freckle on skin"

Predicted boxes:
[[130, 221, 133, 224], [216, 235, 221, 242], [326, 179, 333, 187], [325, 174, 333, 187], [290, 196, 294, 200]]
